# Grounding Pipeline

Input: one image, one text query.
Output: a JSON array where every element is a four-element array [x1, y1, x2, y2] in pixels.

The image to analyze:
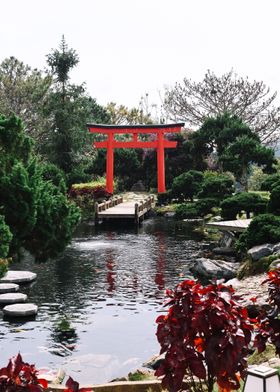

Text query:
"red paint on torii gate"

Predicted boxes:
[[87, 123, 184, 194]]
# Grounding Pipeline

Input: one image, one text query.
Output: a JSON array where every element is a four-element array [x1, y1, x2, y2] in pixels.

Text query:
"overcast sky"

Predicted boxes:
[[1, 0, 280, 116]]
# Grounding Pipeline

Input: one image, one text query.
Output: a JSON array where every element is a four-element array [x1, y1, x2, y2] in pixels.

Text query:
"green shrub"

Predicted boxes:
[[236, 214, 280, 252], [171, 170, 203, 202], [268, 184, 280, 215], [221, 192, 267, 220], [25, 181, 81, 261], [175, 198, 219, 220], [0, 215, 12, 258], [175, 203, 199, 219], [0, 258, 8, 279], [195, 197, 219, 216], [198, 174, 234, 200], [41, 162, 67, 193], [157, 191, 172, 205], [260, 173, 280, 191], [69, 179, 111, 220]]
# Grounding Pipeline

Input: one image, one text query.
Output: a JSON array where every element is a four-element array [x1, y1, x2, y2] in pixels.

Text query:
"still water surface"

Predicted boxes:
[[0, 218, 203, 384]]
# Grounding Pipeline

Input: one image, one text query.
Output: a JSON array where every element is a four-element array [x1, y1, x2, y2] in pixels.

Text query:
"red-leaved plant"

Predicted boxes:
[[254, 268, 280, 356], [0, 353, 48, 392], [68, 186, 111, 200], [155, 280, 254, 392], [64, 376, 92, 392]]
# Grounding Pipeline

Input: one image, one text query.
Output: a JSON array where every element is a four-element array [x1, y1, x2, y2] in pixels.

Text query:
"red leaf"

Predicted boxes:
[[38, 378, 48, 389], [66, 376, 80, 392], [189, 357, 206, 379]]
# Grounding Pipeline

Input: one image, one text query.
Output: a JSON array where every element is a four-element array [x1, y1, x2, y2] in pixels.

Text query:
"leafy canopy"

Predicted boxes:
[[164, 69, 280, 144]]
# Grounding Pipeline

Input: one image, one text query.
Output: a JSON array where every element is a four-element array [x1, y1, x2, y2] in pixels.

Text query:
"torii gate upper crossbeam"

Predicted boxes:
[[87, 123, 184, 194]]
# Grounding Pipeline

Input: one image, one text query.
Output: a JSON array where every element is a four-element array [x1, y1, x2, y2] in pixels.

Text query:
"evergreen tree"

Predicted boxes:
[[0, 215, 12, 258], [0, 113, 80, 260], [190, 113, 276, 190], [45, 36, 110, 184]]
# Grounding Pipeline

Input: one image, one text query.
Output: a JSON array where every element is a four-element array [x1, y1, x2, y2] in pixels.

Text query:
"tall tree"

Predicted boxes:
[[0, 57, 52, 143], [45, 36, 110, 184], [164, 70, 280, 145], [191, 113, 276, 190]]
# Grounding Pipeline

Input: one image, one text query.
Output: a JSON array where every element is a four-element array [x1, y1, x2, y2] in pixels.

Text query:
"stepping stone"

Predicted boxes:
[[0, 271, 37, 284], [3, 303, 38, 317], [0, 283, 19, 293], [0, 293, 27, 304]]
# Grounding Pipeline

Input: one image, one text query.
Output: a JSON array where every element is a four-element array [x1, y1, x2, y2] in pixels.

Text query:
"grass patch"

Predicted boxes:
[[248, 344, 276, 365]]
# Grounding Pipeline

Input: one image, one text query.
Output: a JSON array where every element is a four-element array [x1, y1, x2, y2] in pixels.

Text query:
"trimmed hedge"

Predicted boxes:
[[221, 192, 267, 220], [236, 214, 280, 252]]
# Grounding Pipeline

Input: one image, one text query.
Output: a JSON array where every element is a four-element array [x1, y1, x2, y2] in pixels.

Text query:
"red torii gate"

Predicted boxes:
[[87, 123, 184, 194]]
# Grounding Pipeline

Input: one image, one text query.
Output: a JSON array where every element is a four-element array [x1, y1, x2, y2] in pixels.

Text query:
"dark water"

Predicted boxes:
[[0, 217, 204, 384]]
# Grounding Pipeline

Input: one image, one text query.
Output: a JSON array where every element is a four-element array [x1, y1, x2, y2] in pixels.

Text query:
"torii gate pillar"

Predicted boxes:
[[87, 123, 184, 194], [157, 131, 165, 193]]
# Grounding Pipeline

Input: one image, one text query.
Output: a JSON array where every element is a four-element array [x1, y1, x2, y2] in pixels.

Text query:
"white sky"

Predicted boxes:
[[1, 0, 280, 115]]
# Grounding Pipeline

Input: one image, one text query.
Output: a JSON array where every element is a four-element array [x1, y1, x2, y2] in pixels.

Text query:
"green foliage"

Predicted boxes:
[[175, 203, 199, 219], [171, 170, 203, 201], [0, 56, 52, 143], [237, 254, 279, 279], [44, 37, 110, 185], [0, 215, 12, 258], [221, 192, 267, 220], [40, 162, 67, 193], [248, 165, 269, 191], [198, 173, 234, 200], [174, 198, 218, 219], [69, 180, 110, 220], [189, 113, 276, 188], [47, 35, 79, 90], [220, 135, 276, 190], [71, 178, 106, 189], [195, 197, 219, 216], [249, 190, 270, 200], [0, 113, 80, 260], [236, 214, 280, 252], [143, 133, 198, 190], [92, 148, 143, 191], [25, 180, 80, 261], [0, 258, 8, 279], [268, 184, 280, 215], [261, 173, 280, 191], [156, 191, 172, 206]]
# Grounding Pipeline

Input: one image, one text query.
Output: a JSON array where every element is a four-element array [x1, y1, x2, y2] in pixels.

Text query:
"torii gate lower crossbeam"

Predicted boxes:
[[87, 123, 184, 194]]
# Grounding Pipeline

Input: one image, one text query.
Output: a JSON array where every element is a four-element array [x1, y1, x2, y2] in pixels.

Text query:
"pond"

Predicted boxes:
[[0, 217, 205, 384]]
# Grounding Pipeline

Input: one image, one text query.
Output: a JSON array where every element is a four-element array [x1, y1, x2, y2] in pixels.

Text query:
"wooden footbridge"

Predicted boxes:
[[94, 194, 155, 224], [206, 219, 252, 232]]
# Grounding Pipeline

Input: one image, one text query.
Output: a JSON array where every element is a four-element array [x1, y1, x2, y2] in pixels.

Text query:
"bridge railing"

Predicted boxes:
[[95, 196, 123, 220], [134, 195, 155, 223]]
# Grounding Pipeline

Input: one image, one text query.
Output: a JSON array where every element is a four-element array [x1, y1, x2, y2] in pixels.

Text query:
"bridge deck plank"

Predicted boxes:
[[206, 219, 252, 232]]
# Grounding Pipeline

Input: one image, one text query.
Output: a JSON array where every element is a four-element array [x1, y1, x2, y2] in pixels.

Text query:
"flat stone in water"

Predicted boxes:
[[0, 271, 37, 283], [3, 303, 38, 317], [0, 293, 27, 304], [0, 283, 19, 293]]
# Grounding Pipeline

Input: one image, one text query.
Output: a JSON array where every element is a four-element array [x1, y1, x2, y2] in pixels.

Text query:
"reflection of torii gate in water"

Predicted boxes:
[[87, 123, 184, 194]]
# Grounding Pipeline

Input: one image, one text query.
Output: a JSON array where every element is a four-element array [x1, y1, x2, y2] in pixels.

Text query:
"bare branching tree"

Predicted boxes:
[[164, 70, 280, 145]]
